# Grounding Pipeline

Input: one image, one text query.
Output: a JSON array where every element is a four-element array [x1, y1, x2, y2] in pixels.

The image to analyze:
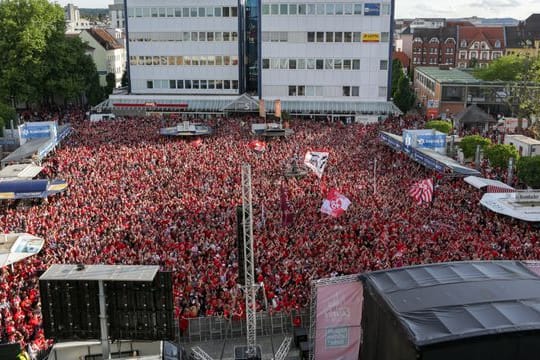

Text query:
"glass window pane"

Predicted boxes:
[[215, 32, 222, 41], [316, 4, 324, 15], [263, 58, 270, 69], [151, 8, 158, 17], [208, 80, 215, 89], [326, 32, 333, 42], [167, 8, 174, 17], [200, 80, 207, 89], [298, 86, 305, 96], [354, 4, 362, 14], [316, 59, 324, 69], [233, 80, 238, 89], [335, 4, 343, 15], [344, 4, 353, 14], [271, 4, 279, 14], [191, 32, 198, 41], [198, 7, 205, 16], [334, 59, 342, 69], [207, 56, 215, 65], [262, 4, 270, 15], [176, 56, 183, 65], [175, 8, 182, 16], [206, 7, 213, 16], [223, 32, 230, 41], [353, 32, 362, 42], [289, 86, 297, 96], [289, 4, 297, 15], [307, 58, 315, 69], [185, 80, 192, 89], [216, 80, 223, 89], [143, 8, 150, 17], [199, 32, 206, 41], [159, 8, 166, 17], [298, 4, 306, 14], [317, 32, 324, 42], [193, 80, 199, 89], [223, 7, 230, 16], [297, 58, 306, 69], [231, 7, 237, 16], [343, 59, 351, 69], [224, 80, 231, 89], [190, 7, 197, 17], [192, 56, 199, 65], [352, 59, 360, 69], [335, 32, 343, 42], [224, 56, 230, 65], [280, 4, 288, 15], [325, 59, 333, 69], [215, 7, 222, 16], [308, 32, 315, 42], [177, 80, 183, 89], [280, 58, 288, 69], [271, 58, 279, 69], [207, 32, 214, 41], [289, 59, 296, 69], [352, 86, 359, 96], [307, 4, 315, 15], [184, 56, 191, 65], [199, 56, 207, 65], [344, 32, 352, 42], [147, 80, 153, 88], [183, 7, 190, 16], [325, 4, 334, 15], [170, 80, 176, 88]]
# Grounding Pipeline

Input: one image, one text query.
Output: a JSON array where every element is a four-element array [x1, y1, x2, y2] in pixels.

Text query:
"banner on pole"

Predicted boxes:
[[274, 99, 282, 118], [259, 99, 266, 118]]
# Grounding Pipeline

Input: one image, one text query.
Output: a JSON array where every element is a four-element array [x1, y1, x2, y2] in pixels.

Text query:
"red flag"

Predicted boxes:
[[486, 185, 515, 193], [248, 140, 267, 153], [190, 138, 202, 147], [409, 179, 434, 205], [320, 189, 351, 217], [280, 181, 294, 226]]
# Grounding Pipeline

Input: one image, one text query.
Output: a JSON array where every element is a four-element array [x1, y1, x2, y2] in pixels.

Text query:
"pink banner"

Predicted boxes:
[[315, 281, 363, 360]]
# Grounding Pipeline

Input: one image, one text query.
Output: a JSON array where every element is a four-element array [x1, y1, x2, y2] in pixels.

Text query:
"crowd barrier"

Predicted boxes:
[[179, 309, 310, 343]]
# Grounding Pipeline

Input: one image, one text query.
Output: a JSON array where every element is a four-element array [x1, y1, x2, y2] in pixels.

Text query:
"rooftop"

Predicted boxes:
[[415, 67, 481, 83]]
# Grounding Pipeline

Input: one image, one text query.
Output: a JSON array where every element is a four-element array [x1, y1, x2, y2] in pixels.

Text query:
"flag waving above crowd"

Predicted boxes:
[[320, 189, 351, 217], [248, 140, 267, 153], [409, 178, 434, 205], [304, 151, 329, 178]]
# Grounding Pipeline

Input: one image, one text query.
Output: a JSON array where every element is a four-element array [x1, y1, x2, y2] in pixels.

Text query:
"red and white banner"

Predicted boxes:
[[321, 189, 351, 217], [304, 151, 329, 178], [248, 140, 267, 153], [409, 178, 434, 204], [315, 281, 363, 360]]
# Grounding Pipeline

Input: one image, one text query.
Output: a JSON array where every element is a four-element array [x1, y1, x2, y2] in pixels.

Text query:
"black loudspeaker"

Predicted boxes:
[[40, 272, 174, 341], [294, 327, 308, 347], [234, 346, 262, 360], [39, 280, 101, 340], [236, 206, 246, 286], [0, 343, 20, 360]]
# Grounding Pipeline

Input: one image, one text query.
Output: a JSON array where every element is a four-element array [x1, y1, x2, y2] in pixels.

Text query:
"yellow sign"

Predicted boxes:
[[362, 33, 380, 43]]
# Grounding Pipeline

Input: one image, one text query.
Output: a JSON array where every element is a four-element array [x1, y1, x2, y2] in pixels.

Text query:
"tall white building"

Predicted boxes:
[[109, 0, 126, 30], [108, 0, 398, 117]]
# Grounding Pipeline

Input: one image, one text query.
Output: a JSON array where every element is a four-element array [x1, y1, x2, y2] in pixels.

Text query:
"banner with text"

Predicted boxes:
[[315, 281, 363, 360]]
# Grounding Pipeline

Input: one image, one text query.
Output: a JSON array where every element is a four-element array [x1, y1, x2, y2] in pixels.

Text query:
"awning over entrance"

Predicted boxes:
[[0, 233, 44, 267], [222, 94, 260, 112]]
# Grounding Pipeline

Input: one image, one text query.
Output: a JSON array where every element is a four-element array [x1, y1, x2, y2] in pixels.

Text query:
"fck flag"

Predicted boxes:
[[304, 151, 329, 178], [409, 178, 434, 205], [320, 189, 351, 217], [248, 140, 267, 153]]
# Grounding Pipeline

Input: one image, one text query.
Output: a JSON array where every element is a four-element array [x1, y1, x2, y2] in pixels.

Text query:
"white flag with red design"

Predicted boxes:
[[409, 178, 434, 205], [304, 151, 329, 178], [320, 189, 351, 217]]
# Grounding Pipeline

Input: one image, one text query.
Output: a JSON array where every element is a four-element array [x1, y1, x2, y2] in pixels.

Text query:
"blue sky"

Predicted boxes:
[[53, 0, 540, 20]]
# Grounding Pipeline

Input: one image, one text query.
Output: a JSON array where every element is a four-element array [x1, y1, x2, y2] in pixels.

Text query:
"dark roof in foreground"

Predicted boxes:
[[362, 261, 540, 346]]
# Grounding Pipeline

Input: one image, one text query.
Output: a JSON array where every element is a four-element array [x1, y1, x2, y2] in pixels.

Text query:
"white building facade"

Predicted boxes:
[[117, 0, 398, 116]]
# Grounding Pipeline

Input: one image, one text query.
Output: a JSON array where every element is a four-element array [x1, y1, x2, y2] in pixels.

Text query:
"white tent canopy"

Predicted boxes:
[[0, 163, 43, 180], [480, 193, 540, 222], [464, 176, 514, 190], [0, 233, 44, 267]]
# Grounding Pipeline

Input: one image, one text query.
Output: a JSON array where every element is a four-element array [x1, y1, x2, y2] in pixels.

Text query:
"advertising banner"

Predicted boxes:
[[20, 124, 51, 139], [259, 99, 266, 118], [416, 134, 447, 149], [274, 99, 282, 118], [364, 3, 380, 16], [361, 33, 380, 43], [315, 281, 363, 360]]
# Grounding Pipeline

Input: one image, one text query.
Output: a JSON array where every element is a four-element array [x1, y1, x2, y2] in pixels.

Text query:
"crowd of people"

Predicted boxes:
[[0, 112, 539, 352]]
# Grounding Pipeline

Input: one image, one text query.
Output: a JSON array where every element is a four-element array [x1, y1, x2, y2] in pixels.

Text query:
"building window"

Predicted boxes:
[[146, 80, 153, 89], [380, 60, 388, 70], [262, 58, 269, 69], [381, 32, 389, 42], [495, 40, 501, 48], [316, 32, 324, 42], [342, 86, 351, 96], [460, 39, 467, 48], [378, 86, 387, 97], [289, 86, 297, 96], [307, 32, 315, 42]]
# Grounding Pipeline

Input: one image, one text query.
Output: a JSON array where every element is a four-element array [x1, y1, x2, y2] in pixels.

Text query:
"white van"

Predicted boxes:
[[89, 113, 116, 122]]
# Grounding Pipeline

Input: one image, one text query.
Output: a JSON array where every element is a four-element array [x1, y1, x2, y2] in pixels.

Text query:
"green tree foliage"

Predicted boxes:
[[0, 102, 15, 132], [459, 135, 492, 158], [393, 76, 416, 113], [484, 144, 519, 169], [391, 59, 403, 96], [0, 0, 65, 104], [425, 120, 452, 134], [121, 71, 129, 88], [105, 73, 115, 96], [473, 55, 528, 81], [517, 156, 540, 188], [0, 0, 104, 107]]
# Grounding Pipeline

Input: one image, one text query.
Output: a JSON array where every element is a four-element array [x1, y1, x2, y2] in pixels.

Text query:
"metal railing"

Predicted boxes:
[[179, 309, 310, 343]]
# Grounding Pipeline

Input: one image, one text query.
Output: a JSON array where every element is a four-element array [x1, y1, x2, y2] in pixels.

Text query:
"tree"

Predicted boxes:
[[104, 73, 115, 96], [0, 0, 65, 106], [473, 55, 528, 81], [425, 120, 452, 134], [459, 135, 492, 158], [0, 102, 15, 133], [391, 59, 404, 96], [517, 156, 540, 188], [484, 144, 519, 169], [393, 76, 416, 113], [468, 58, 479, 69], [121, 71, 129, 88]]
